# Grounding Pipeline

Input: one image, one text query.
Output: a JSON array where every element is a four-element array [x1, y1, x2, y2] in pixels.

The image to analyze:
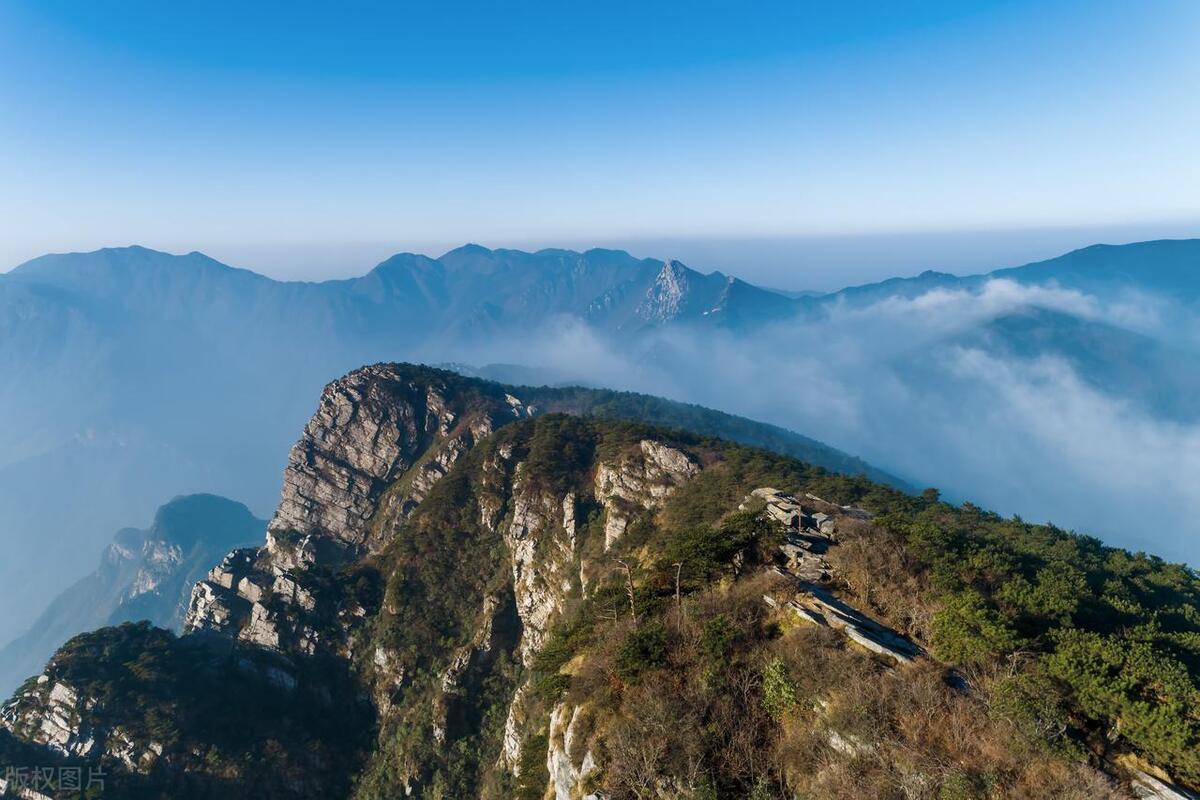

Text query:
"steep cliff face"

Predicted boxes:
[[182, 364, 531, 654], [170, 368, 720, 797]]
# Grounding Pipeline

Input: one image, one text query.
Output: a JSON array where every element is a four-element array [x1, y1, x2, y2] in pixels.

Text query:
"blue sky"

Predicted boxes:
[[1, 0, 1198, 287]]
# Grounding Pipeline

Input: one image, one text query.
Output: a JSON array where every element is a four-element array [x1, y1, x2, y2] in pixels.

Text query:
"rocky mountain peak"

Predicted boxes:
[[635, 258, 694, 322], [5, 362, 1200, 799], [184, 363, 537, 650], [266, 363, 529, 557]]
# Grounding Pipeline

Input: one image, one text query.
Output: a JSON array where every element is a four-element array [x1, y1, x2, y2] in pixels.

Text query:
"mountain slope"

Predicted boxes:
[[2, 365, 1198, 800], [0, 495, 264, 697], [954, 307, 1200, 423], [0, 246, 896, 650], [825, 238, 1200, 306], [518, 382, 901, 486], [990, 239, 1200, 299]]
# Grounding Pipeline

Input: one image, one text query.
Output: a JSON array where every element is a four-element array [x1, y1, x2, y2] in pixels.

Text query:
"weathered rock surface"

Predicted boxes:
[[268, 364, 520, 555], [751, 488, 921, 666], [184, 365, 532, 649], [0, 675, 171, 775], [502, 470, 579, 664], [1133, 771, 1200, 800], [595, 440, 698, 550], [636, 260, 693, 323], [547, 702, 599, 800]]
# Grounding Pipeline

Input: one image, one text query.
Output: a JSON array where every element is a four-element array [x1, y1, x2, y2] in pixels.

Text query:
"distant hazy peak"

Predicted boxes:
[[14, 245, 216, 271], [0, 492, 265, 696], [366, 251, 443, 273], [988, 237, 1200, 289]]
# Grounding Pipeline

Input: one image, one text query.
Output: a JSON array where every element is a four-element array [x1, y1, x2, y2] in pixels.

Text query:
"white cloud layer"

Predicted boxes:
[[449, 279, 1200, 564]]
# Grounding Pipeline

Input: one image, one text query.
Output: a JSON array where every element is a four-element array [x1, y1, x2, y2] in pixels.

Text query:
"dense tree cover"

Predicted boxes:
[[3, 623, 372, 800], [791, 479, 1200, 788]]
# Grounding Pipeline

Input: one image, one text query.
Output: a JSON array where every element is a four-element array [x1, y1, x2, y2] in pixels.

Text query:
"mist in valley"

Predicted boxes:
[[456, 278, 1200, 564]]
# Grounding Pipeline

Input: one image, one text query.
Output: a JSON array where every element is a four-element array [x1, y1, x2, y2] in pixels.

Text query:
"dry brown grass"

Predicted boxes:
[[825, 517, 936, 643], [769, 642, 1124, 800]]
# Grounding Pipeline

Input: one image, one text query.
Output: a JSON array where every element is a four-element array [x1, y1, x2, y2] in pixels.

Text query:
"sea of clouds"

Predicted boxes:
[[452, 279, 1200, 564]]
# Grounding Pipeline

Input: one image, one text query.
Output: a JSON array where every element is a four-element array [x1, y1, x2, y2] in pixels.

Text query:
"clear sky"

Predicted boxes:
[[1, 0, 1198, 288]]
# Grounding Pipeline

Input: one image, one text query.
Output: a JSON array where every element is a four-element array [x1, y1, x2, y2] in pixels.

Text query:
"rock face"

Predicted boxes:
[[636, 260, 693, 322], [547, 702, 599, 800], [0, 366, 720, 799], [595, 440, 698, 551], [173, 364, 715, 792], [184, 364, 531, 649], [753, 488, 921, 666], [1132, 771, 1200, 800], [1, 680, 98, 760], [268, 364, 514, 556], [499, 465, 579, 664]]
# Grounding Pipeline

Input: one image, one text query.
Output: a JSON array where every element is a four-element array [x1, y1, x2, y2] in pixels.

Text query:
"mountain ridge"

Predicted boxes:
[[13, 236, 1199, 302], [2, 364, 1198, 799]]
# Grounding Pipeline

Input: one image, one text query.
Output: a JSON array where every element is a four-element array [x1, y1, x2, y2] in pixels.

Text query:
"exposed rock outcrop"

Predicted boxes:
[[268, 365, 516, 556], [1, 680, 98, 760], [752, 488, 921, 666], [636, 260, 692, 322], [184, 365, 532, 650], [547, 702, 599, 800], [1132, 771, 1200, 800], [595, 440, 698, 550]]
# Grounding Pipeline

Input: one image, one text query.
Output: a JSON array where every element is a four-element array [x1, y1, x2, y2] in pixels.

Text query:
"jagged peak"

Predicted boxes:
[[633, 259, 696, 322]]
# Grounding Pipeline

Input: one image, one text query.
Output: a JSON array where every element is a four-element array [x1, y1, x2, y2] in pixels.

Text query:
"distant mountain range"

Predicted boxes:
[[1, 238, 1198, 650]]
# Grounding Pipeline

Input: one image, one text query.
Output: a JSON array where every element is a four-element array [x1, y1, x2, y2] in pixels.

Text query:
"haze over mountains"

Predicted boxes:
[[0, 495, 265, 695], [1, 238, 1198, 649]]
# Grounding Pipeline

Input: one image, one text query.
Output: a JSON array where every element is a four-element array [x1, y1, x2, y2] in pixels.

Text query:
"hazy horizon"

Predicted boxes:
[[6, 220, 1200, 293]]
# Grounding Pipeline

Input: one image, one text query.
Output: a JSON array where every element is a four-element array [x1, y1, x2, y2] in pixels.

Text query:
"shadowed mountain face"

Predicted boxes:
[[1, 239, 1199, 649], [0, 495, 265, 696], [989, 239, 1200, 299]]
